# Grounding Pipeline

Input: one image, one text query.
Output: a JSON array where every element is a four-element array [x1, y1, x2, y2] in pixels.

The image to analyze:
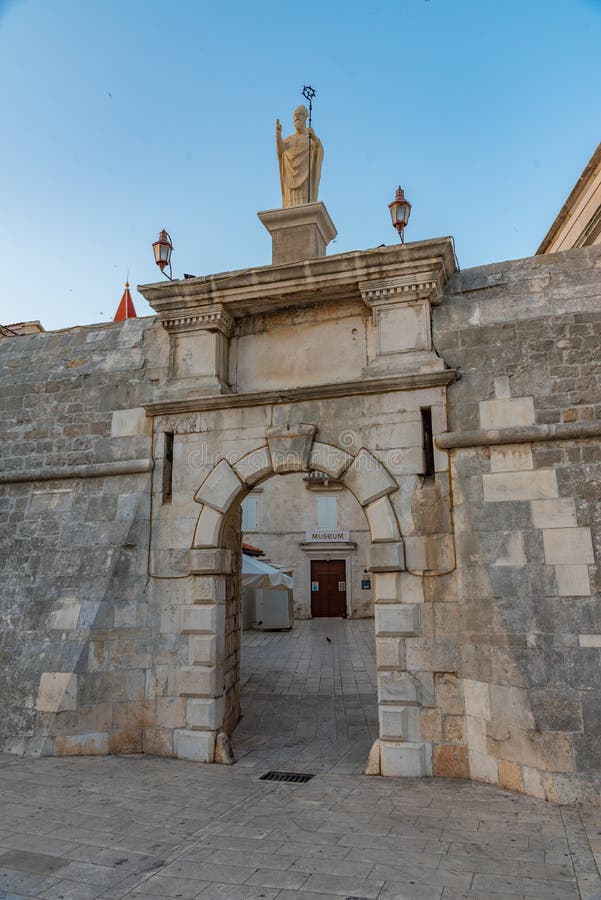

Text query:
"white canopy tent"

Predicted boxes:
[[241, 554, 293, 591]]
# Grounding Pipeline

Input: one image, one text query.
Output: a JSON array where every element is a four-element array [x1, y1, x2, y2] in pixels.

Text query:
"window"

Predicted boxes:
[[421, 407, 435, 478], [241, 496, 258, 531], [317, 495, 338, 530], [162, 432, 174, 503]]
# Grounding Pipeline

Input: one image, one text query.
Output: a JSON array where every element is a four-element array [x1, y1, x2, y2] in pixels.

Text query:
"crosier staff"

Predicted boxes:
[[302, 85, 316, 203]]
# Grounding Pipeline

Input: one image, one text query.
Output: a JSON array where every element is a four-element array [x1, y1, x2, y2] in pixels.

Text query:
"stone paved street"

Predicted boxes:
[[233, 618, 378, 774], [1, 753, 601, 899]]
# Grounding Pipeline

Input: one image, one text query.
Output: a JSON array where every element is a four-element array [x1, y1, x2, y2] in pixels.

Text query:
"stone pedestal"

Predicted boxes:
[[258, 202, 337, 265]]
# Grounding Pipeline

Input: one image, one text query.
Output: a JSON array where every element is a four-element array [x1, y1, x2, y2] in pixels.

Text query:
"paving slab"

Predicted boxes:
[[0, 753, 600, 899]]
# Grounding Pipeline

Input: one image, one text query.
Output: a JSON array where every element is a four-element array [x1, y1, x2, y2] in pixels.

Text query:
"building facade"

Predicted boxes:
[[538, 141, 601, 253]]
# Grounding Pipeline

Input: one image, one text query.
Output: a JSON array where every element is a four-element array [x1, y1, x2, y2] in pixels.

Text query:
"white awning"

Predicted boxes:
[[242, 554, 293, 591]]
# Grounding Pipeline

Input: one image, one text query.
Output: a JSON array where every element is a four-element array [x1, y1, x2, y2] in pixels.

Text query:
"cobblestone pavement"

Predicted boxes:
[[232, 618, 378, 774], [1, 753, 601, 900]]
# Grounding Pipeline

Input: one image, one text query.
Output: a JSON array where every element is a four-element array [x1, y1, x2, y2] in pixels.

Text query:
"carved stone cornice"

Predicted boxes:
[[138, 238, 457, 322], [161, 304, 234, 338], [359, 273, 444, 312], [144, 370, 456, 417]]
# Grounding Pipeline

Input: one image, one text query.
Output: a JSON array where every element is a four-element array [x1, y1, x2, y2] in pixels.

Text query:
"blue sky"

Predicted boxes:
[[1, 0, 600, 330]]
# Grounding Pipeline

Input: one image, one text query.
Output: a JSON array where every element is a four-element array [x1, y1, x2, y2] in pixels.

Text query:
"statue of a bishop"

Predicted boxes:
[[276, 105, 323, 207]]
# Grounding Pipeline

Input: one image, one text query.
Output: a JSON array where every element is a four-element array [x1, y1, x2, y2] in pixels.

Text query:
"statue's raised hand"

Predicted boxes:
[[276, 118, 282, 134]]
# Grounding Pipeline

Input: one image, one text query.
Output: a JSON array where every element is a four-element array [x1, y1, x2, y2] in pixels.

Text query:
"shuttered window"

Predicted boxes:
[[241, 496, 258, 531], [317, 495, 338, 530]]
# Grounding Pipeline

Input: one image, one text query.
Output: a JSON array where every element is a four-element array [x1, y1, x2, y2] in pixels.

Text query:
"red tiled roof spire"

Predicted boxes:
[[113, 281, 137, 322]]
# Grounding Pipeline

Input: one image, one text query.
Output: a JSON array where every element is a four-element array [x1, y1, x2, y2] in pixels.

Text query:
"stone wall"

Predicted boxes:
[[1, 238, 599, 802], [0, 317, 169, 755], [434, 243, 601, 802]]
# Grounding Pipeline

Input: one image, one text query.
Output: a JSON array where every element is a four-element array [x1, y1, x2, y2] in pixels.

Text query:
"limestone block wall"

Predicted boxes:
[[0, 317, 170, 755], [435, 243, 601, 802]]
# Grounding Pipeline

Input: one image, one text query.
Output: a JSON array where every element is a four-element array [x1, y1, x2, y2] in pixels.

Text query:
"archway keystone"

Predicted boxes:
[[265, 422, 317, 472]]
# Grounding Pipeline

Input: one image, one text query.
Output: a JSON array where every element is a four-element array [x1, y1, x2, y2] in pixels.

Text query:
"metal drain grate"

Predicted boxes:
[[260, 771, 314, 784]]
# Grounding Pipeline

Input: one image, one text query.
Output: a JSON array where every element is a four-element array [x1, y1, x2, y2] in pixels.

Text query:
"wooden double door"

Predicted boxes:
[[310, 559, 347, 618]]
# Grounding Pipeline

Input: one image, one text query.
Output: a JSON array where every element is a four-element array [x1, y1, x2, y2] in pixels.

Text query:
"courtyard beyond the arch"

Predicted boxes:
[[0, 752, 598, 899], [233, 618, 378, 774]]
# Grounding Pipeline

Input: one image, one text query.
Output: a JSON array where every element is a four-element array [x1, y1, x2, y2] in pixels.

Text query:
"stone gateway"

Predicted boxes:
[[1, 167, 600, 806]]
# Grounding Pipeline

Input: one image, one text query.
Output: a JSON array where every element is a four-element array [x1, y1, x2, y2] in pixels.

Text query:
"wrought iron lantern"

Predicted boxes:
[[388, 186, 412, 243], [152, 229, 173, 278]]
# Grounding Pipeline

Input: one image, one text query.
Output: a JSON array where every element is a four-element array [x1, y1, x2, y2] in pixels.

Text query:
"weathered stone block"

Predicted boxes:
[[342, 448, 397, 506], [309, 441, 353, 479], [483, 469, 558, 503], [155, 697, 186, 728], [404, 534, 455, 574], [54, 732, 109, 756], [375, 637, 405, 670], [466, 715, 487, 754], [368, 541, 405, 572], [554, 565, 591, 596], [194, 459, 245, 513], [490, 444, 533, 472], [178, 665, 219, 698], [192, 506, 223, 548], [443, 715, 465, 743], [111, 407, 149, 437], [374, 572, 400, 602], [468, 748, 498, 784], [377, 670, 421, 704], [142, 727, 173, 757], [421, 708, 443, 742], [479, 396, 535, 429], [190, 576, 226, 603], [498, 759, 524, 793], [109, 728, 143, 755], [232, 445, 273, 486], [463, 679, 491, 720], [266, 422, 316, 473], [364, 496, 400, 543], [531, 691, 583, 732], [189, 548, 232, 574], [521, 766, 545, 800], [399, 572, 425, 604], [375, 604, 420, 637], [435, 673, 464, 715], [487, 530, 526, 567], [48, 594, 82, 631], [433, 744, 469, 778], [579, 634, 601, 648], [543, 527, 594, 565], [489, 684, 534, 729], [531, 498, 577, 529], [180, 604, 222, 635], [186, 697, 224, 730], [174, 728, 215, 762], [379, 705, 421, 741], [189, 635, 218, 665], [35, 673, 78, 713], [380, 740, 428, 776]]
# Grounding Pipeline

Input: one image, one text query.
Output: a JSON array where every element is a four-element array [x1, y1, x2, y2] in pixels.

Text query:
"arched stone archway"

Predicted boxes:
[[174, 423, 429, 777]]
